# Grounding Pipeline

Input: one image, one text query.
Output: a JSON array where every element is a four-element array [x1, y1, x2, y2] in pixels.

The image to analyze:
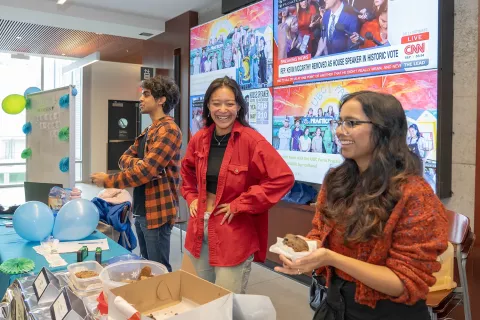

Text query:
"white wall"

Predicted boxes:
[[82, 61, 141, 178]]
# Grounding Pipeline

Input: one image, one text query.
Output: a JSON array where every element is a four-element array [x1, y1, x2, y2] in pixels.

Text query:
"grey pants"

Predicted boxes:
[[186, 212, 253, 293]]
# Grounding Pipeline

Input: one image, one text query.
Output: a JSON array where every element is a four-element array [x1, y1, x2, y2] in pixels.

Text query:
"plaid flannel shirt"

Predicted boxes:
[[105, 116, 182, 229]]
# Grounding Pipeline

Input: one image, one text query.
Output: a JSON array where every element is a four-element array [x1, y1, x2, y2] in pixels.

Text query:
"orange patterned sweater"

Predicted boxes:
[[307, 176, 448, 308]]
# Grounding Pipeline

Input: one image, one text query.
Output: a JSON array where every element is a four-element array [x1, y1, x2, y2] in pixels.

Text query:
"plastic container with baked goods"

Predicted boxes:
[[99, 260, 168, 296], [68, 260, 104, 290]]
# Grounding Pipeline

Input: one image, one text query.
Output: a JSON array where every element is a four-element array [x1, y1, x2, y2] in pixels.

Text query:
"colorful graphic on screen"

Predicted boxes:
[[243, 87, 274, 142], [189, 94, 205, 139], [273, 69, 438, 189], [190, 0, 274, 95], [273, 0, 439, 85]]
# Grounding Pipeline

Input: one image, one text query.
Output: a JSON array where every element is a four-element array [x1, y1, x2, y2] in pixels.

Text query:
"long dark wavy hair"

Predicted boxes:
[[322, 91, 422, 243], [202, 76, 251, 128]]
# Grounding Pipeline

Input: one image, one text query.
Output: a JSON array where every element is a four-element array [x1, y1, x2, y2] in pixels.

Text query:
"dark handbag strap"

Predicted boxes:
[[309, 271, 328, 311]]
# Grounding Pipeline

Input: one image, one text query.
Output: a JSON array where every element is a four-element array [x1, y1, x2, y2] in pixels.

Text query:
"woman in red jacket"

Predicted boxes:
[[181, 76, 294, 293], [276, 91, 448, 319]]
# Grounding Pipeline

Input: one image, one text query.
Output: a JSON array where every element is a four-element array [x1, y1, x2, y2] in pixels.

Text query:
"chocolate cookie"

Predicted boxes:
[[283, 234, 309, 252]]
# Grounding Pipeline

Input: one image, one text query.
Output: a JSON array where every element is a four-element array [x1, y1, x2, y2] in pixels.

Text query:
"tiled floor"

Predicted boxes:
[[0, 184, 314, 320]]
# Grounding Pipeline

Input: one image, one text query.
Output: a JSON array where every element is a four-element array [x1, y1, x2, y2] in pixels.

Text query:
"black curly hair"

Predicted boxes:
[[141, 75, 180, 114]]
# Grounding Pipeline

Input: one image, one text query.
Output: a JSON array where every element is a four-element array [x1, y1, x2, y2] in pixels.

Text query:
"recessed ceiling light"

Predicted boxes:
[[57, 0, 67, 4], [16, 36, 21, 40]]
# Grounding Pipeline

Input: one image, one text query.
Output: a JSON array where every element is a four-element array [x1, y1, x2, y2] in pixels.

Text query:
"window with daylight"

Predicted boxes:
[[0, 54, 83, 186], [0, 53, 41, 186]]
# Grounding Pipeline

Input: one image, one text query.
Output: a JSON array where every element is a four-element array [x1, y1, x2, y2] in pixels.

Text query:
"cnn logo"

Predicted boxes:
[[404, 43, 425, 55]]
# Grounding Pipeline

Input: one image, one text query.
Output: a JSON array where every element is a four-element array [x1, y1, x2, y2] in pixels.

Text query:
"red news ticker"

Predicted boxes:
[[279, 54, 311, 65], [275, 63, 402, 85], [401, 32, 430, 44]]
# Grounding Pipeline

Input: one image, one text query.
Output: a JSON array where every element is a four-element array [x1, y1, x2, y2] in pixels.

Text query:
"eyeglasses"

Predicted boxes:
[[332, 119, 373, 134]]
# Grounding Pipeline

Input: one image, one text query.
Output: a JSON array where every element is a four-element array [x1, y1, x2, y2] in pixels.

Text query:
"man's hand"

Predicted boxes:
[[350, 32, 360, 44], [90, 172, 108, 187]]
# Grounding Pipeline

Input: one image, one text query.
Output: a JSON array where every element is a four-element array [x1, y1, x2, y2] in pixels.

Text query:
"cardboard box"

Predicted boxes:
[[108, 254, 276, 320]]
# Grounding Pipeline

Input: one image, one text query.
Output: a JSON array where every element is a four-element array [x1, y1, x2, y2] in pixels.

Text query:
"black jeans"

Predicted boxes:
[[134, 216, 172, 272]]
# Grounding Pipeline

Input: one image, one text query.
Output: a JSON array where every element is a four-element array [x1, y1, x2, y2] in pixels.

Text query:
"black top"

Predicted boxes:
[[206, 132, 231, 194], [133, 131, 148, 216]]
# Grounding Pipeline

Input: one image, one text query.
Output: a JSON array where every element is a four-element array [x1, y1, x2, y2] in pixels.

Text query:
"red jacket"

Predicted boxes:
[[181, 121, 295, 266]]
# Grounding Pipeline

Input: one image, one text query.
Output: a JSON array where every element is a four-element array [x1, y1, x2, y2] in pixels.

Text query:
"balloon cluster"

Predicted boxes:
[[13, 199, 100, 242]]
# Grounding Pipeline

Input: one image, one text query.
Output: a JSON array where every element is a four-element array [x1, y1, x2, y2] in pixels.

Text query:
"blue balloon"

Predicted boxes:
[[71, 88, 78, 96], [22, 122, 32, 135], [59, 94, 69, 109], [13, 202, 54, 242], [24, 87, 41, 98], [53, 199, 100, 241], [59, 157, 69, 172]]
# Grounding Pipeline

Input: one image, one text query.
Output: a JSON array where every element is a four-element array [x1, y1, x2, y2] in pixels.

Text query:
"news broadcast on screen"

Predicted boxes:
[[273, 0, 438, 85]]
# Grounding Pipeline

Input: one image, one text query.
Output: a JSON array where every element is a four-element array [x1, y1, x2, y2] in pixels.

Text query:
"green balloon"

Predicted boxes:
[[25, 98, 32, 110], [58, 127, 69, 141], [2, 94, 26, 115], [21, 148, 32, 159]]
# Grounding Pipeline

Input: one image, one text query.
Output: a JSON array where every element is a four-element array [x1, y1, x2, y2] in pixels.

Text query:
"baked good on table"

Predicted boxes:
[[140, 266, 152, 277], [283, 234, 309, 252], [120, 266, 155, 283], [75, 270, 99, 278]]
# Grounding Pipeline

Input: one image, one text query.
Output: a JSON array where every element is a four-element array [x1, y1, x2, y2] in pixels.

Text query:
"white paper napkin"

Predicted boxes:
[[32, 246, 68, 267], [269, 237, 317, 262]]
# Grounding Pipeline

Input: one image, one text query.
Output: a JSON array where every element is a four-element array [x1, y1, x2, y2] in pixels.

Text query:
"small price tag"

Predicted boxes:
[[50, 289, 71, 320], [33, 268, 50, 300]]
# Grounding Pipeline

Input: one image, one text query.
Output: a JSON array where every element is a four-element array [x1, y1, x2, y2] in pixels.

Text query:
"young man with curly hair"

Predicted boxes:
[[91, 75, 182, 271]]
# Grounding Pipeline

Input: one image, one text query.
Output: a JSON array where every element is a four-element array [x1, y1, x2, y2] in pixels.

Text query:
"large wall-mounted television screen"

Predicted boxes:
[[272, 0, 438, 86], [189, 0, 452, 196], [273, 69, 438, 190]]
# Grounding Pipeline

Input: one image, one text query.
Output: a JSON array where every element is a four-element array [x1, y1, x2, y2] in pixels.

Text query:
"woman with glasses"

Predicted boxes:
[[181, 76, 294, 294], [276, 91, 448, 319]]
